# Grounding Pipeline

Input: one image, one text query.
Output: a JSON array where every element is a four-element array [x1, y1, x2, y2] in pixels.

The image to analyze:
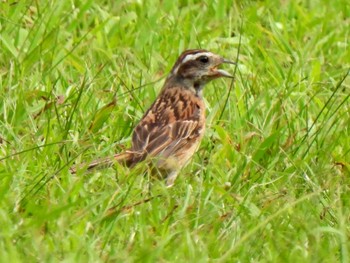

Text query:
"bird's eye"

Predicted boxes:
[[198, 56, 209, 63]]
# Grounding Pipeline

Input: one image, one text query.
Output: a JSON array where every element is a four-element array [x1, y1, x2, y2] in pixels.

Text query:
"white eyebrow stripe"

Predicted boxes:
[[181, 52, 213, 64], [172, 52, 213, 74]]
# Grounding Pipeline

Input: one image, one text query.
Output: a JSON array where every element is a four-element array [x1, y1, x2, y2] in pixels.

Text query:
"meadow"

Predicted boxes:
[[0, 0, 349, 262]]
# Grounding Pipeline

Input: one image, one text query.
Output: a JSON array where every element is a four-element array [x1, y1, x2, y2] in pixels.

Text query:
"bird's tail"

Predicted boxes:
[[70, 151, 134, 174]]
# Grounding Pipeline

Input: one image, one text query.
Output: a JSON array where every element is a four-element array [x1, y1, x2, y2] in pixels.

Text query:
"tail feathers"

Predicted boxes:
[[70, 151, 134, 174]]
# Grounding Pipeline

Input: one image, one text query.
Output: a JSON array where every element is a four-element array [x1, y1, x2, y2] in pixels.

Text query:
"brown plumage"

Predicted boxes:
[[70, 49, 235, 186]]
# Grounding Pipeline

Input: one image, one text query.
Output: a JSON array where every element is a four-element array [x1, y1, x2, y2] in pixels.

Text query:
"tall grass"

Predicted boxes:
[[0, 0, 349, 261]]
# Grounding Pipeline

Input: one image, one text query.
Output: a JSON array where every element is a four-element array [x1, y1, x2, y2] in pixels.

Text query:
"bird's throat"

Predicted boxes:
[[165, 75, 205, 97], [193, 82, 204, 97]]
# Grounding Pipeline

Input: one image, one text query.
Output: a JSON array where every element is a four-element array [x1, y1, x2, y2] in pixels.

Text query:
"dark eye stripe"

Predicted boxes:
[[171, 50, 210, 74]]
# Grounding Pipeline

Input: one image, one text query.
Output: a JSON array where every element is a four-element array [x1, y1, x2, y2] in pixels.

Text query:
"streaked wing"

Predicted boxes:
[[131, 118, 201, 161], [159, 119, 202, 159], [128, 86, 205, 166]]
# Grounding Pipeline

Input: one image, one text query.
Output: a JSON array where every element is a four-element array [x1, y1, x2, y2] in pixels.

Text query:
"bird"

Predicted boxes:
[[70, 49, 235, 186]]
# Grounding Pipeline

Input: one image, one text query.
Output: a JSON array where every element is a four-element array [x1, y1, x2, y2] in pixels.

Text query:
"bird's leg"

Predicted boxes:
[[165, 171, 179, 187]]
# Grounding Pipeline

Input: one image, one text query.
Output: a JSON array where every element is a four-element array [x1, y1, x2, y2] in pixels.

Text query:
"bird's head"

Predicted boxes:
[[169, 49, 235, 90]]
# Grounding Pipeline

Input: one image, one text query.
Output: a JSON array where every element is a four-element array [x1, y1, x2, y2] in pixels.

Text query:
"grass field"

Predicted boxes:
[[1, 0, 349, 262]]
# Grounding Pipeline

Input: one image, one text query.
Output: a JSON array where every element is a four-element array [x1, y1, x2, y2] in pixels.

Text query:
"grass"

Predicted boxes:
[[0, 0, 349, 262]]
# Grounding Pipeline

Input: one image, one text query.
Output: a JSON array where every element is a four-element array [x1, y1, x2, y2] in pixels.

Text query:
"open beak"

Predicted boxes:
[[223, 58, 236, 65], [215, 58, 236, 78]]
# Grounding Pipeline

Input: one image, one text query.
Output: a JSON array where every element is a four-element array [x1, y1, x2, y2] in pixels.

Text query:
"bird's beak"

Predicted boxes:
[[223, 58, 236, 65], [215, 58, 236, 78]]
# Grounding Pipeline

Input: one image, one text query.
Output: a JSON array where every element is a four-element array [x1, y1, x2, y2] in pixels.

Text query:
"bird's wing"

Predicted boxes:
[[159, 119, 202, 158], [129, 86, 205, 166], [131, 118, 202, 159]]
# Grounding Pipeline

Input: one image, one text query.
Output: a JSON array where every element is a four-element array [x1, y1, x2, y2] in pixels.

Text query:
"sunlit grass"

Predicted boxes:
[[0, 0, 349, 261]]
